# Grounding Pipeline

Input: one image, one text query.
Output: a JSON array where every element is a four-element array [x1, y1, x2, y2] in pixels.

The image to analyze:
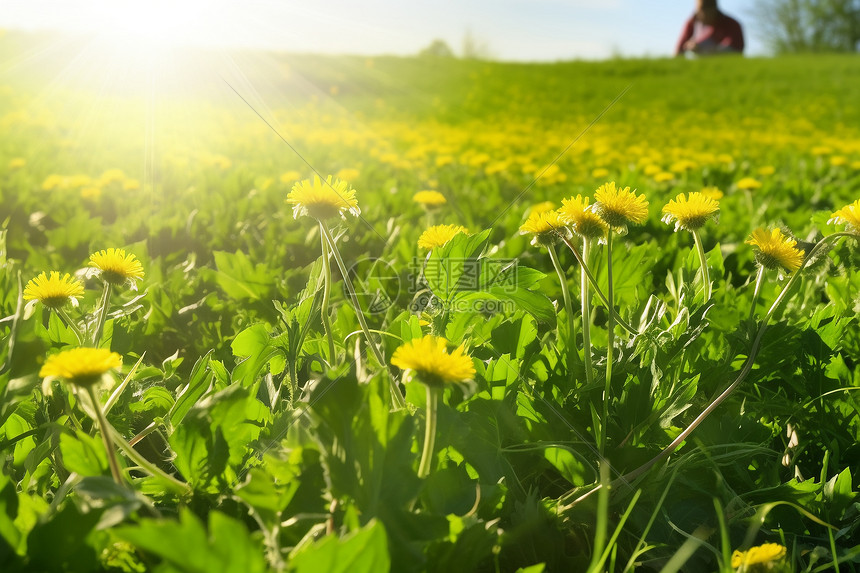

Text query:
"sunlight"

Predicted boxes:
[[97, 0, 205, 49]]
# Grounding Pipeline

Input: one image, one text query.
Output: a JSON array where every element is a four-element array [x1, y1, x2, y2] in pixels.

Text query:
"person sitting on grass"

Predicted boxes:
[[676, 0, 745, 56]]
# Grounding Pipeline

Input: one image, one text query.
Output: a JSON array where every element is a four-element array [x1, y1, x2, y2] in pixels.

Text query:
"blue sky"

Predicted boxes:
[[2, 0, 764, 60]]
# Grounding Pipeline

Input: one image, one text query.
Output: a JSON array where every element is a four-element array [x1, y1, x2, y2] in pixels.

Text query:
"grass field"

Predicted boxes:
[[1, 31, 860, 572]]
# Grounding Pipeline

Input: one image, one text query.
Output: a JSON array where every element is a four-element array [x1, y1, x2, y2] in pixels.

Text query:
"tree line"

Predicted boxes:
[[753, 0, 860, 53]]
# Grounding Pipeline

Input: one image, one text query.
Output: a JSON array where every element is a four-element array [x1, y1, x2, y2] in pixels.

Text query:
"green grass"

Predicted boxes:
[[1, 31, 859, 571]]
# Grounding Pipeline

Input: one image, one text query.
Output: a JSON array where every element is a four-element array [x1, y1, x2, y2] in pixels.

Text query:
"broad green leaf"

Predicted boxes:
[[231, 323, 286, 387], [290, 519, 390, 573], [115, 509, 267, 573], [26, 502, 101, 572], [212, 250, 276, 301], [60, 431, 108, 477], [168, 351, 214, 430]]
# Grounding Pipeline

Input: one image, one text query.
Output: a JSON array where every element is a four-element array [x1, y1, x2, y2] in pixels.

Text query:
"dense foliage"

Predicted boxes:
[[1, 35, 860, 571]]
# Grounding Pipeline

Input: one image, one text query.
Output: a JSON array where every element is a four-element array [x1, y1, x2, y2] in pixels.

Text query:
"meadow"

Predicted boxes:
[[1, 32, 860, 571]]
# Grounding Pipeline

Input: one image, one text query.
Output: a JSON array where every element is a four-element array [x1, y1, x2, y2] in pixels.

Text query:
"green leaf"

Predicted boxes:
[[543, 446, 592, 487], [212, 250, 275, 301], [128, 386, 175, 415], [26, 502, 101, 572], [290, 519, 390, 573], [231, 324, 285, 388], [60, 431, 108, 477], [169, 385, 268, 490], [0, 474, 21, 557], [115, 509, 267, 573], [168, 351, 214, 431], [424, 230, 492, 300]]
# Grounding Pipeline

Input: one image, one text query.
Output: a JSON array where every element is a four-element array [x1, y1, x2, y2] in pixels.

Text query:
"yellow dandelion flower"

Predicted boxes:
[[731, 543, 786, 569], [737, 177, 763, 191], [435, 155, 454, 168], [42, 174, 67, 190], [830, 155, 847, 167], [67, 174, 92, 188], [643, 164, 661, 176], [336, 168, 360, 182], [519, 210, 566, 245], [418, 224, 468, 249], [89, 248, 145, 286], [23, 271, 85, 310], [811, 146, 832, 156], [8, 157, 26, 169], [593, 181, 649, 230], [280, 170, 302, 184], [559, 195, 608, 240], [661, 192, 720, 232], [746, 228, 804, 273], [653, 171, 675, 183], [122, 179, 141, 191], [286, 175, 359, 220], [80, 186, 102, 199], [40, 348, 122, 389], [99, 169, 126, 185], [828, 199, 860, 233], [591, 167, 610, 179], [757, 165, 776, 176], [413, 190, 447, 207], [669, 159, 697, 173], [529, 201, 556, 215], [391, 335, 475, 387], [700, 186, 724, 200]]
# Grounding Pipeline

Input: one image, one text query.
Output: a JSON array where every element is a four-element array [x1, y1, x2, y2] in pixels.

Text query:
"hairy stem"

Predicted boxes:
[[319, 222, 337, 364], [562, 232, 856, 509], [320, 222, 406, 409], [558, 234, 637, 335], [548, 242, 579, 385], [581, 239, 594, 388], [749, 265, 765, 321], [55, 307, 84, 345], [86, 385, 123, 486], [601, 231, 615, 455], [692, 229, 711, 302], [418, 385, 440, 478], [92, 282, 113, 347], [110, 427, 192, 495]]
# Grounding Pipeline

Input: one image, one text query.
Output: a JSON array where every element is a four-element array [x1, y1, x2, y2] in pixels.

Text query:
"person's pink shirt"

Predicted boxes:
[[676, 13, 745, 55]]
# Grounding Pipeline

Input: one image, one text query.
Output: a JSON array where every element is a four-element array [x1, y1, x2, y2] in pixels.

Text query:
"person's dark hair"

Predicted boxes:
[[700, 0, 718, 8]]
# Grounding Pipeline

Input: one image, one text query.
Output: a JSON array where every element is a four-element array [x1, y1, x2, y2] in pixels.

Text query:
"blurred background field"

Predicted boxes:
[[2, 27, 860, 363]]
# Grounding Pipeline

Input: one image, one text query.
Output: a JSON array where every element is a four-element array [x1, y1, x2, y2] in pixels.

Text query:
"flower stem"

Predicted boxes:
[[86, 385, 123, 486], [319, 222, 406, 409], [558, 234, 637, 335], [601, 232, 615, 455], [692, 229, 711, 302], [55, 307, 84, 345], [562, 232, 857, 509], [92, 282, 113, 347], [581, 239, 594, 388], [547, 242, 579, 384], [319, 222, 337, 364], [418, 385, 440, 478], [110, 427, 192, 495], [749, 265, 765, 321]]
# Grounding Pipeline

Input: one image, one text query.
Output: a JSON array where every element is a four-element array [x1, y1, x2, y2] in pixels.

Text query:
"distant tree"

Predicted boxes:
[[752, 0, 860, 53], [419, 39, 455, 58], [461, 29, 494, 60]]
